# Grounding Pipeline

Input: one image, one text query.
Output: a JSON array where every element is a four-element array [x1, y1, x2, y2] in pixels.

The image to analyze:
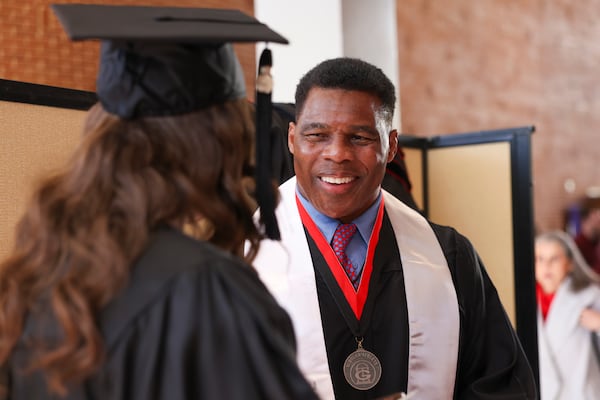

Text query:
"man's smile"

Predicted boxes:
[[319, 176, 357, 184]]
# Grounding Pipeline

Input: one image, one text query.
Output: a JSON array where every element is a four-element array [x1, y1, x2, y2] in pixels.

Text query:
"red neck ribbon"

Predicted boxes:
[[296, 194, 385, 320]]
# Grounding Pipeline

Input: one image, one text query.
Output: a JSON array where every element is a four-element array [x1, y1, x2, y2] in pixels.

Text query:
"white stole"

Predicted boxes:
[[253, 177, 459, 399]]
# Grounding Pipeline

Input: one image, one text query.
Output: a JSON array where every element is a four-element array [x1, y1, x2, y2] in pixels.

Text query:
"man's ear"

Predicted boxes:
[[288, 122, 296, 155], [387, 129, 398, 163]]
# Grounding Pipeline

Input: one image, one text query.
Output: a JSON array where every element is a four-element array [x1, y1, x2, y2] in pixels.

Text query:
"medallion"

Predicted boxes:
[[343, 344, 382, 390]]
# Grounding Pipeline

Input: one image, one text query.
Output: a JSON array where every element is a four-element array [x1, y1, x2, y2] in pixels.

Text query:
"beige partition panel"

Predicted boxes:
[[0, 100, 85, 259], [427, 142, 515, 324], [402, 147, 424, 211]]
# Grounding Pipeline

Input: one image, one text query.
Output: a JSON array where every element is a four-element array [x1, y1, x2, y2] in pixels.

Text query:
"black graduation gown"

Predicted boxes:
[[7, 227, 319, 400], [306, 213, 537, 400]]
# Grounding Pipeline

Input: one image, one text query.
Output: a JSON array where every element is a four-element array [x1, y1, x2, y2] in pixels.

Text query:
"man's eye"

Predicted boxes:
[[304, 132, 326, 140], [352, 135, 375, 144]]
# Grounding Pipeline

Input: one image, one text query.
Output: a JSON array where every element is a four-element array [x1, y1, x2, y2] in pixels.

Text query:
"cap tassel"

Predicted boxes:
[[255, 48, 281, 240]]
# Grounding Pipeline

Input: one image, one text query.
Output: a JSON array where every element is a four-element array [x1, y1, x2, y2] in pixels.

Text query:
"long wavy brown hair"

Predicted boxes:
[[0, 99, 263, 395]]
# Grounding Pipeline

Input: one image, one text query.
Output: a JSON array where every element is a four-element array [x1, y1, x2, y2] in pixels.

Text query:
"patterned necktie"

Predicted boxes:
[[332, 223, 359, 289]]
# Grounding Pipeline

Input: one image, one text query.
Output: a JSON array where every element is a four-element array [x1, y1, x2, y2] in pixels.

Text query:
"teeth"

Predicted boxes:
[[321, 176, 354, 184]]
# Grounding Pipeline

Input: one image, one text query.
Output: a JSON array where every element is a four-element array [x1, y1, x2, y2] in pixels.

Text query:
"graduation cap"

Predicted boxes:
[[51, 3, 286, 239]]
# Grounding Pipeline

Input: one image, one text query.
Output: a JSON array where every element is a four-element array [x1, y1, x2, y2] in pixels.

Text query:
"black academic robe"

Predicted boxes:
[[6, 227, 318, 400], [307, 213, 537, 400]]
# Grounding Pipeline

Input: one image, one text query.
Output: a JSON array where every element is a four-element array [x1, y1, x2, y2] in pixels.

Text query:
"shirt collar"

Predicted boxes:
[[295, 187, 381, 244]]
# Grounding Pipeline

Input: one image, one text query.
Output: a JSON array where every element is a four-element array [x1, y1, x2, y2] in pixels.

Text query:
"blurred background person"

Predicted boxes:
[[535, 230, 600, 400], [573, 196, 600, 274]]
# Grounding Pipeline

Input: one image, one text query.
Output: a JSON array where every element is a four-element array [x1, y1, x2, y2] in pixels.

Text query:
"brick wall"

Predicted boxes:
[[3, 1, 598, 232], [0, 0, 256, 94], [397, 1, 600, 232]]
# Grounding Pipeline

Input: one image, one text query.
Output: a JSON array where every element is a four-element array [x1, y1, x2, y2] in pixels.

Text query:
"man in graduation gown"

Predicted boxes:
[[252, 57, 537, 399]]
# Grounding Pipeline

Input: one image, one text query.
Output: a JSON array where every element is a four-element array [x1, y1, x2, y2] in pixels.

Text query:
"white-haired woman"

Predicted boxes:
[[536, 230, 600, 400]]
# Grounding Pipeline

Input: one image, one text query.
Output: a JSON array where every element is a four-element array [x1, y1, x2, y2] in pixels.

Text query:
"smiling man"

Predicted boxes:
[[252, 58, 536, 400]]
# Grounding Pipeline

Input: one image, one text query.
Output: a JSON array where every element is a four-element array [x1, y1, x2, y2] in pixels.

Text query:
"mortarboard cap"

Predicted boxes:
[[51, 3, 288, 118], [51, 3, 286, 239]]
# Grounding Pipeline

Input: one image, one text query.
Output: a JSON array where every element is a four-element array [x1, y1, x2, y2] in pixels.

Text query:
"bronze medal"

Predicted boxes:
[[343, 341, 382, 390]]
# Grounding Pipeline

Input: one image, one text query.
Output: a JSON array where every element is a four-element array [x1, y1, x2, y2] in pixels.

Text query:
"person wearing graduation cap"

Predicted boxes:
[[251, 57, 538, 399], [0, 4, 318, 399]]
